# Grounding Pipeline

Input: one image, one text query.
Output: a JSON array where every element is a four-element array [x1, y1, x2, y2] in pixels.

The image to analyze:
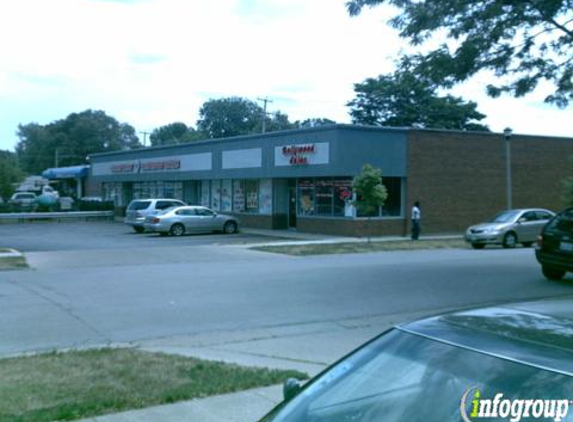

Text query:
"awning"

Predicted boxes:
[[42, 165, 89, 180]]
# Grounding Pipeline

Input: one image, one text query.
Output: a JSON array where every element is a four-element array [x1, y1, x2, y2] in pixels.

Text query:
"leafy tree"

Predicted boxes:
[[348, 62, 489, 130], [16, 110, 141, 174], [352, 164, 388, 241], [197, 97, 264, 138], [295, 118, 337, 128], [263, 111, 297, 133], [347, 0, 573, 107], [149, 122, 205, 146], [0, 150, 23, 199]]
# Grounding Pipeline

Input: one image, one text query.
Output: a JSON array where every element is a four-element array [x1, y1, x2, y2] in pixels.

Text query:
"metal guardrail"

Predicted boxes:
[[0, 211, 115, 222]]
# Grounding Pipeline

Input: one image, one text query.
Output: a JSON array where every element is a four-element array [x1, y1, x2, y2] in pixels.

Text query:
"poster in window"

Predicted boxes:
[[221, 179, 232, 212], [245, 180, 258, 213], [211, 180, 221, 211], [258, 179, 272, 215], [233, 180, 245, 212]]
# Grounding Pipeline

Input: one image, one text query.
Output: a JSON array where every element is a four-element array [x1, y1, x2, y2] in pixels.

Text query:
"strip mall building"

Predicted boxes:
[[87, 125, 573, 236]]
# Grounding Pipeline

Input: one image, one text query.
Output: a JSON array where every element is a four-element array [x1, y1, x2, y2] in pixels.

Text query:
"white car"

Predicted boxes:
[[143, 206, 239, 236], [124, 198, 187, 233]]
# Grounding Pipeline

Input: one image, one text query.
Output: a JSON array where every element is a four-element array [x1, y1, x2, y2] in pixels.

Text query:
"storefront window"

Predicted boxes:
[[355, 177, 403, 217], [259, 179, 272, 215], [298, 179, 315, 215], [221, 180, 232, 212], [315, 178, 333, 215], [334, 178, 353, 217], [245, 180, 259, 213], [103, 182, 123, 206], [233, 180, 245, 212], [211, 180, 221, 211], [132, 181, 183, 201], [200, 180, 210, 207]]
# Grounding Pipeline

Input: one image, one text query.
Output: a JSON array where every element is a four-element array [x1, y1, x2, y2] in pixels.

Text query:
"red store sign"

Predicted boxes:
[[282, 144, 315, 165]]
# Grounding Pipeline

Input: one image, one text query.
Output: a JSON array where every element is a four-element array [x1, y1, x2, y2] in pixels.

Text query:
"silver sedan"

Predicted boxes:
[[143, 206, 239, 236], [464, 208, 555, 249]]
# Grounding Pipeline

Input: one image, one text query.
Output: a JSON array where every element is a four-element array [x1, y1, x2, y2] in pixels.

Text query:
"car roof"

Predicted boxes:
[[398, 297, 573, 376]]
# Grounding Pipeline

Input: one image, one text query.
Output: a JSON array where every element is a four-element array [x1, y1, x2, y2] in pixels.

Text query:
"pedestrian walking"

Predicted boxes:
[[411, 201, 421, 240]]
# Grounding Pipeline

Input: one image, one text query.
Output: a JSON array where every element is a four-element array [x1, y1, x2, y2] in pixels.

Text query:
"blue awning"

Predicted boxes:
[[42, 165, 89, 179]]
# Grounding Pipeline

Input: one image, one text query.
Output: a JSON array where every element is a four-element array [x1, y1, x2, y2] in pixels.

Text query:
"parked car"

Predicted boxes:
[[535, 207, 573, 280], [259, 297, 573, 422], [143, 205, 239, 236], [464, 208, 555, 249], [124, 198, 186, 233], [9, 192, 38, 208]]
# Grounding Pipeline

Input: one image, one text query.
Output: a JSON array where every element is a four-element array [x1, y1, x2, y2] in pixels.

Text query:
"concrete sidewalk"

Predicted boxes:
[[75, 309, 442, 422]]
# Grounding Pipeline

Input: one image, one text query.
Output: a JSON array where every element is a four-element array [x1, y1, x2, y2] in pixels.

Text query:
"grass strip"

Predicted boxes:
[[0, 256, 28, 270], [0, 348, 307, 422], [252, 238, 467, 256]]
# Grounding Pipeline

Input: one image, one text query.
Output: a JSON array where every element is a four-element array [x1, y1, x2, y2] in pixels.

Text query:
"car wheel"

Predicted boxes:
[[522, 242, 534, 248], [170, 223, 185, 237], [223, 221, 238, 234], [502, 232, 518, 248], [542, 266, 566, 281], [133, 226, 145, 234], [471, 243, 486, 249]]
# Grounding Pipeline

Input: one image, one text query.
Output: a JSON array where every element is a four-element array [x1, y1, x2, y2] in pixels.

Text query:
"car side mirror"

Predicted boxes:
[[283, 378, 303, 401]]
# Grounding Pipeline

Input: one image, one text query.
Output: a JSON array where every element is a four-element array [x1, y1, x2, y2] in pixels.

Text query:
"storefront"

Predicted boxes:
[[87, 125, 573, 236]]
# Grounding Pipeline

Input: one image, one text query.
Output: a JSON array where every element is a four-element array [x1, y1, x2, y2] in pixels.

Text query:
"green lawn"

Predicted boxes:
[[0, 255, 28, 271], [0, 348, 307, 422], [253, 238, 468, 256]]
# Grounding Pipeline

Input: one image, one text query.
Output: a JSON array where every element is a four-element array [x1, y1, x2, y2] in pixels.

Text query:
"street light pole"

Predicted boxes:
[[504, 127, 513, 210]]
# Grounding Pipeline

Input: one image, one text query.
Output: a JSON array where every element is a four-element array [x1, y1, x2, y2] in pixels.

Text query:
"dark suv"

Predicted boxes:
[[535, 207, 573, 280]]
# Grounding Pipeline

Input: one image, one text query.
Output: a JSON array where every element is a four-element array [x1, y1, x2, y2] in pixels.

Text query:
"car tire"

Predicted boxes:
[[502, 232, 518, 248], [471, 243, 486, 249], [542, 266, 566, 281], [133, 226, 145, 234], [170, 223, 185, 237], [522, 242, 534, 248], [223, 221, 238, 235]]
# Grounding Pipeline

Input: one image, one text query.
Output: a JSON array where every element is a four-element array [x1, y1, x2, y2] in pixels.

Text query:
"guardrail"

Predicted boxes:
[[0, 211, 115, 223]]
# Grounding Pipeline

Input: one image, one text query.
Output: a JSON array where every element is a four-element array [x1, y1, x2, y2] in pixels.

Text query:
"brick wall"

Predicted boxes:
[[297, 217, 405, 237], [407, 130, 573, 234]]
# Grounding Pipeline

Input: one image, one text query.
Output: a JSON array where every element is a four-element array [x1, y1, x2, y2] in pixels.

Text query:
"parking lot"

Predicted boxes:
[[0, 221, 287, 252]]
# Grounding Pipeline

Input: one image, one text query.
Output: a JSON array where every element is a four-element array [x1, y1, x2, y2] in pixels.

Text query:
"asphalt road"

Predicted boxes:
[[0, 221, 286, 251], [1, 236, 572, 356]]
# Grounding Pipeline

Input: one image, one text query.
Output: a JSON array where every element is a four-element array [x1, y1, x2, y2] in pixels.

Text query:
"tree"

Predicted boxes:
[[352, 164, 388, 241], [295, 118, 337, 128], [0, 150, 23, 199], [347, 0, 573, 107], [348, 63, 489, 130], [263, 111, 297, 133], [16, 110, 141, 174], [197, 97, 264, 138], [149, 122, 204, 146]]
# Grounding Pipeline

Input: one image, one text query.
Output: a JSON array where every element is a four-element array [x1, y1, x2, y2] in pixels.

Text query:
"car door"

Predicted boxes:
[[516, 211, 539, 242], [195, 207, 218, 232], [174, 208, 199, 232]]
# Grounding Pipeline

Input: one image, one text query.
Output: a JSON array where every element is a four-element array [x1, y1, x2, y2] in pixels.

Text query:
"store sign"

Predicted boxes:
[[92, 153, 212, 176], [140, 159, 181, 172], [275, 142, 329, 167]]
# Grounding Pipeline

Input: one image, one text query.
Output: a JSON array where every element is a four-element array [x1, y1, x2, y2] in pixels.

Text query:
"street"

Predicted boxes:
[[1, 235, 571, 360]]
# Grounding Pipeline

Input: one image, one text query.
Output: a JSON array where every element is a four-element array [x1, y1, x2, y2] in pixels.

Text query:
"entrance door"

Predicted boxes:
[[288, 185, 297, 228]]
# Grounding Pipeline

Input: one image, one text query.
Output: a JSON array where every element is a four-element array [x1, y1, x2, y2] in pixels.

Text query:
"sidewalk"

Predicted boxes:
[[74, 309, 442, 422]]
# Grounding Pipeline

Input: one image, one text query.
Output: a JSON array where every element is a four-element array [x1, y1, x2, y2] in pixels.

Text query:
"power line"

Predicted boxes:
[[139, 131, 150, 147], [257, 97, 273, 134]]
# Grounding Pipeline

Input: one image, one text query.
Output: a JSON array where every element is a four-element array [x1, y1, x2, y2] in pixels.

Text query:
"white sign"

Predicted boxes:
[[274, 142, 329, 166], [92, 153, 212, 176]]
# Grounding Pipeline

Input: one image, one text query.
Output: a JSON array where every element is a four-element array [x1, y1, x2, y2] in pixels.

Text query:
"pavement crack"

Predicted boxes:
[[7, 280, 112, 344]]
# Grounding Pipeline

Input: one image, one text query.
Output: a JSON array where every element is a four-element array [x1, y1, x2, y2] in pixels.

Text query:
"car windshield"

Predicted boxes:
[[546, 209, 573, 233], [262, 330, 573, 422], [487, 210, 520, 223]]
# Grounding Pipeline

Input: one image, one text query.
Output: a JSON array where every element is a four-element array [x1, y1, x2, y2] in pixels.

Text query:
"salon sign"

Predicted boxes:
[[275, 142, 329, 166]]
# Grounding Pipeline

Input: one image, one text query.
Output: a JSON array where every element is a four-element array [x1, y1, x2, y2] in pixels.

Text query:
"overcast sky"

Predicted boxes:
[[0, 0, 570, 152]]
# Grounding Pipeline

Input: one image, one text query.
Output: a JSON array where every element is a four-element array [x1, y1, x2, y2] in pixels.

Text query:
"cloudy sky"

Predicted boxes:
[[0, 0, 570, 152]]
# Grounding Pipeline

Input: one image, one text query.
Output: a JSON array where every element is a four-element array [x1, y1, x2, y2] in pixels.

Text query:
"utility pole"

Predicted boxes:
[[140, 131, 150, 147], [257, 97, 273, 133]]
